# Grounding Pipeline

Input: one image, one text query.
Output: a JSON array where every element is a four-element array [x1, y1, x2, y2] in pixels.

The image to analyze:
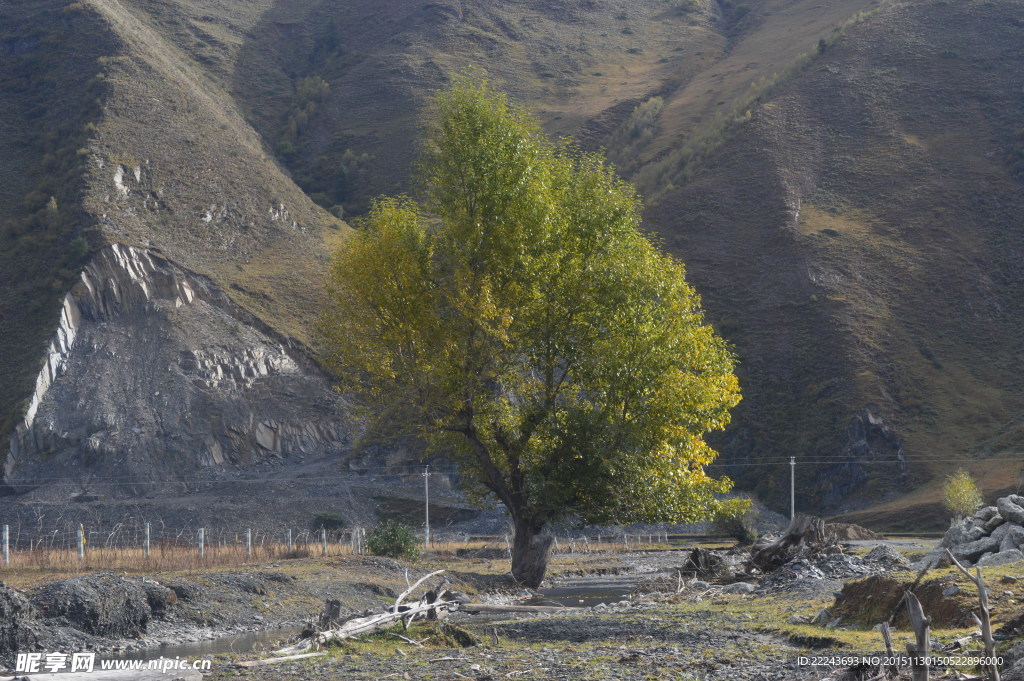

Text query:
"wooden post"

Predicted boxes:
[[77, 524, 85, 561], [321, 528, 327, 557], [423, 465, 430, 549], [879, 621, 898, 678], [287, 529, 293, 553], [198, 528, 205, 558], [904, 591, 930, 681], [144, 522, 150, 560], [2, 525, 8, 566], [246, 528, 252, 557]]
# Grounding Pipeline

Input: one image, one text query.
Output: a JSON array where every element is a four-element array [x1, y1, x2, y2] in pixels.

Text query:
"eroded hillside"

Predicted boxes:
[[1, 0, 1022, 522]]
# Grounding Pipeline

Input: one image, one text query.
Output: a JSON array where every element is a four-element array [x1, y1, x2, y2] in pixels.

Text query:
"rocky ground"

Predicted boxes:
[[3, 534, 1024, 680]]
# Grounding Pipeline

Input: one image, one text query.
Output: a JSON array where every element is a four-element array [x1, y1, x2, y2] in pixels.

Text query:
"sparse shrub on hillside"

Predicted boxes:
[[608, 97, 664, 171], [674, 0, 703, 14], [366, 520, 420, 562], [312, 512, 347, 532], [942, 469, 983, 520]]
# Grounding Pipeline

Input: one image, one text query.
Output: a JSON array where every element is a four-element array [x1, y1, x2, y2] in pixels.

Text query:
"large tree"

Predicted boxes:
[[319, 78, 742, 587]]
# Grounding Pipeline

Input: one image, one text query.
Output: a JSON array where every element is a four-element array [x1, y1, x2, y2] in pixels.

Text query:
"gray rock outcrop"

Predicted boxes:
[[919, 495, 1024, 568], [3, 244, 352, 492]]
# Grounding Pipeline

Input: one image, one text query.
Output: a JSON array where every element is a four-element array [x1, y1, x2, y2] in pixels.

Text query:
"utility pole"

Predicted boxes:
[[790, 456, 796, 520], [423, 465, 431, 549]]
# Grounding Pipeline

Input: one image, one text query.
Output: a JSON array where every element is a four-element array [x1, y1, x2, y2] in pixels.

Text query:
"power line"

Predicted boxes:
[[1, 457, 1019, 488]]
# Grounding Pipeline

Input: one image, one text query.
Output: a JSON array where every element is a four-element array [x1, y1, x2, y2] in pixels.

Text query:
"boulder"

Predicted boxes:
[[939, 518, 974, 548], [974, 506, 1000, 522], [992, 521, 1013, 543], [1002, 525, 1024, 553], [975, 549, 1024, 567], [983, 514, 1006, 533], [31, 572, 150, 637], [953, 534, 1001, 561], [966, 526, 987, 541], [997, 496, 1024, 525]]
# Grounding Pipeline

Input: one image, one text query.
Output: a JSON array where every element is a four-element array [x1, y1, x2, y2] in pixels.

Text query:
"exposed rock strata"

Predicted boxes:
[[3, 244, 350, 494]]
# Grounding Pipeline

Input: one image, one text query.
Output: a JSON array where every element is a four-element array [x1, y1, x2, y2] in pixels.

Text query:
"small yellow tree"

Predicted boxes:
[[942, 469, 983, 520]]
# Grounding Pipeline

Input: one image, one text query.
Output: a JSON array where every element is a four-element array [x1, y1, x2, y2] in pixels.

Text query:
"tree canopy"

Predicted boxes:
[[319, 77, 742, 585]]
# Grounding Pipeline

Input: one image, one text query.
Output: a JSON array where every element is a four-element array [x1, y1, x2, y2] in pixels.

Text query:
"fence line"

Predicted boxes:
[[0, 521, 686, 572]]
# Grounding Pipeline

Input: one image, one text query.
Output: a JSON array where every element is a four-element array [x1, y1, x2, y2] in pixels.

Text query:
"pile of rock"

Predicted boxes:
[[759, 548, 911, 592], [0, 583, 38, 662], [920, 494, 1024, 569]]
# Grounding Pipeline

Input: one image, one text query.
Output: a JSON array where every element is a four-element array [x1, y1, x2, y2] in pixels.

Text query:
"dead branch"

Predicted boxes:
[[393, 569, 445, 612], [904, 591, 930, 681], [945, 549, 1000, 681], [879, 621, 898, 679]]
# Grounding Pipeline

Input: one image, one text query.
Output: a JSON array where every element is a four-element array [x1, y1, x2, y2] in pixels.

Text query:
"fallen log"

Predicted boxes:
[[235, 652, 328, 667], [274, 598, 458, 654], [273, 570, 452, 655]]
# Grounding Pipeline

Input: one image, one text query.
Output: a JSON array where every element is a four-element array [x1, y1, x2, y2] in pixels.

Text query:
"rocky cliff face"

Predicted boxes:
[[3, 244, 350, 496]]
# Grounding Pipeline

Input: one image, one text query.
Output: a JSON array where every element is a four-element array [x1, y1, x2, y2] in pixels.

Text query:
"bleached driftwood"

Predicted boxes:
[[274, 598, 457, 654], [945, 549, 1000, 681], [904, 591, 930, 681], [235, 652, 328, 667], [394, 569, 446, 612], [273, 569, 451, 655]]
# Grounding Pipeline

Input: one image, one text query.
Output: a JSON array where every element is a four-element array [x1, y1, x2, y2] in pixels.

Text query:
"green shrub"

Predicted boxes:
[[712, 495, 760, 544], [366, 520, 420, 561]]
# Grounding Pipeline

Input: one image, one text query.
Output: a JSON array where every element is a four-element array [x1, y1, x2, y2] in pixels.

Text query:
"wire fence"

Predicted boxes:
[[0, 521, 683, 573]]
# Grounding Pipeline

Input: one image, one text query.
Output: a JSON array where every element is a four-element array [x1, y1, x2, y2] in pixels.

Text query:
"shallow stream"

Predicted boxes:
[[108, 574, 647, 661]]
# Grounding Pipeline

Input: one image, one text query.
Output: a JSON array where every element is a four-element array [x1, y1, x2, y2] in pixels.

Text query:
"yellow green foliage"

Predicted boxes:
[[942, 469, 983, 519], [319, 76, 741, 531]]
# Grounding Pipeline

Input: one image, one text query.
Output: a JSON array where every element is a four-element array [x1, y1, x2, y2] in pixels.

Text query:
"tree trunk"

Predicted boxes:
[[511, 517, 554, 588]]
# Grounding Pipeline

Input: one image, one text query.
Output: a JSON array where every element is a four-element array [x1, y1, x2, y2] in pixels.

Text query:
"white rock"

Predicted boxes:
[[723, 582, 756, 594]]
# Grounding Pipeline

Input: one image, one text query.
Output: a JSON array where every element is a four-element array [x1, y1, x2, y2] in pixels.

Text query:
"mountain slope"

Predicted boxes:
[[0, 0, 352, 494], [645, 0, 1024, 512], [1, 0, 1022, 522]]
